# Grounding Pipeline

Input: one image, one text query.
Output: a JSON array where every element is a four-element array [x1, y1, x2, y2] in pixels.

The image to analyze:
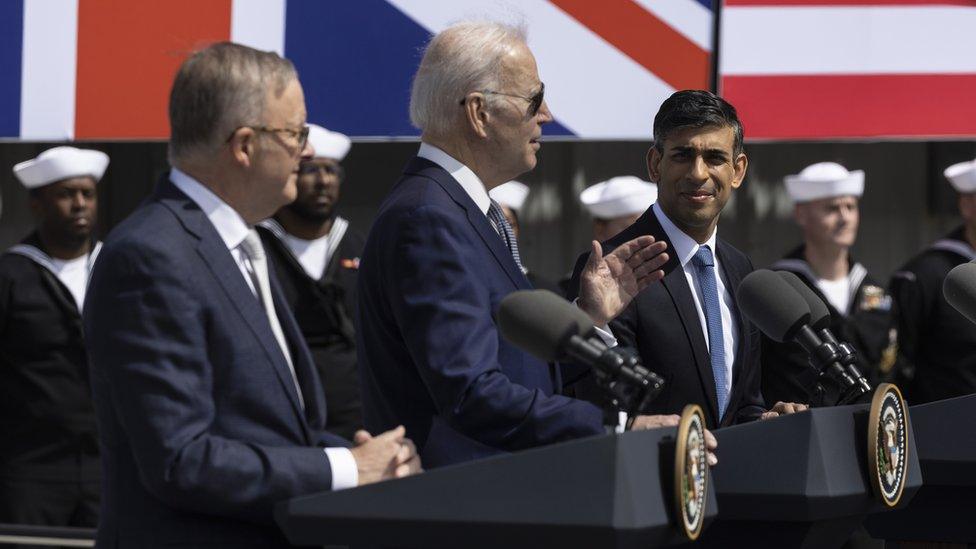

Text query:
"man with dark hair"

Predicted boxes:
[[258, 124, 365, 440], [84, 42, 419, 548], [570, 90, 805, 429], [0, 146, 106, 534]]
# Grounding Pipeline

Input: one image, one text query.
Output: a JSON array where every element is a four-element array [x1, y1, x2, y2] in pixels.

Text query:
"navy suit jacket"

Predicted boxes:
[[569, 208, 766, 429], [84, 176, 348, 549], [357, 157, 604, 468]]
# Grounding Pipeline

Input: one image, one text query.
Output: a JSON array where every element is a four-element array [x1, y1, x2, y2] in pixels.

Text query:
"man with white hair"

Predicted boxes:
[[258, 124, 365, 440], [763, 162, 896, 406], [890, 159, 976, 404], [0, 146, 106, 532], [357, 21, 685, 468]]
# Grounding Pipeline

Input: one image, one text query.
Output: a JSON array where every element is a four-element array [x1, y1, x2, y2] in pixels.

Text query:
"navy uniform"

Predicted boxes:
[[0, 147, 107, 531]]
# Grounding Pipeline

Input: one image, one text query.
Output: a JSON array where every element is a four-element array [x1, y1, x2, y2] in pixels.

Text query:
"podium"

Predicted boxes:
[[864, 394, 976, 543], [692, 405, 922, 548], [276, 427, 717, 548]]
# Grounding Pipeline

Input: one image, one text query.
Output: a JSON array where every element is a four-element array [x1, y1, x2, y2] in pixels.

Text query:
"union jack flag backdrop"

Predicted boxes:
[[0, 0, 971, 141]]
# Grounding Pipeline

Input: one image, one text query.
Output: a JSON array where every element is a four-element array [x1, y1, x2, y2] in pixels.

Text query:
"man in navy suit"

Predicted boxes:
[[84, 43, 420, 549], [570, 90, 807, 429], [357, 22, 690, 469]]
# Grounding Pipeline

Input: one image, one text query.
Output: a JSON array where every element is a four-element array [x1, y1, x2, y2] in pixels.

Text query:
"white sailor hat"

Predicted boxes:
[[784, 162, 864, 203], [307, 124, 351, 161], [944, 159, 976, 193], [489, 181, 529, 212], [12, 146, 109, 190], [579, 176, 657, 219]]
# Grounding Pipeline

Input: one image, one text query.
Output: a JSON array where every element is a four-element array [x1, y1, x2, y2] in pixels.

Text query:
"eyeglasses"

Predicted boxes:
[[298, 161, 345, 180], [226, 125, 310, 151], [460, 82, 545, 117]]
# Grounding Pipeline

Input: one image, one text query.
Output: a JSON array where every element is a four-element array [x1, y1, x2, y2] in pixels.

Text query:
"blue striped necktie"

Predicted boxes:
[[691, 245, 729, 419], [487, 199, 524, 271]]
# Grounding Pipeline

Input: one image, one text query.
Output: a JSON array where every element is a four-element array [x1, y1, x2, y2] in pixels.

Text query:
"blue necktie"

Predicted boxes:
[[487, 199, 524, 272], [691, 245, 729, 419]]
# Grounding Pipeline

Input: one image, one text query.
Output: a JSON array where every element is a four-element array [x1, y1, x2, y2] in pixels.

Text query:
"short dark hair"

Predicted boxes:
[[168, 42, 297, 163], [652, 90, 744, 156]]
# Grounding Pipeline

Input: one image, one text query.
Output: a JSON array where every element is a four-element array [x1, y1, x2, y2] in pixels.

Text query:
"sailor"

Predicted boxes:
[[257, 124, 365, 440], [488, 180, 560, 293], [890, 159, 976, 404], [0, 146, 107, 530]]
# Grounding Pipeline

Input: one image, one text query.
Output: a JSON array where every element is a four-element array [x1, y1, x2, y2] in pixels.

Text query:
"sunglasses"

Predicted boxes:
[[460, 82, 545, 117]]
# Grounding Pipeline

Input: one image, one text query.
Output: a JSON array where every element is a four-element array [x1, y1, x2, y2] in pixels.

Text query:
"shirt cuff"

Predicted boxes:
[[324, 447, 358, 490], [571, 297, 619, 347]]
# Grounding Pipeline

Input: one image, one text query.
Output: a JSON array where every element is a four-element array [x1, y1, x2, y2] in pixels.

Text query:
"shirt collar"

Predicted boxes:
[[417, 142, 491, 215], [652, 202, 718, 267], [170, 167, 251, 251]]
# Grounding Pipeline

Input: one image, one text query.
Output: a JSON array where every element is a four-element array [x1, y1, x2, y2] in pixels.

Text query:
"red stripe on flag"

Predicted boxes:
[[75, 0, 231, 139], [550, 0, 709, 91], [724, 1, 976, 6], [722, 74, 976, 139]]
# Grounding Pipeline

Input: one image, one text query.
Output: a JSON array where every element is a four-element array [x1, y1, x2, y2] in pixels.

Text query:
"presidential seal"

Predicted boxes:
[[867, 383, 909, 507], [674, 404, 707, 540]]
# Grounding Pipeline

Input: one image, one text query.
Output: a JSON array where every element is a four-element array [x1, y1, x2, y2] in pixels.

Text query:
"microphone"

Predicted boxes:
[[944, 262, 976, 325], [736, 270, 858, 399], [497, 289, 664, 417], [777, 271, 872, 398]]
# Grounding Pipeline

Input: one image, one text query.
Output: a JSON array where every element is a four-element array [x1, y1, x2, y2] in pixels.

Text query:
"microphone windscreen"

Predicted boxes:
[[943, 262, 976, 325], [736, 269, 811, 343], [498, 289, 594, 361], [778, 271, 831, 330]]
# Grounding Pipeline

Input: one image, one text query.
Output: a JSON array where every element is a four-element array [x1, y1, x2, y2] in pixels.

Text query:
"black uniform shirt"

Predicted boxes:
[[890, 227, 976, 404]]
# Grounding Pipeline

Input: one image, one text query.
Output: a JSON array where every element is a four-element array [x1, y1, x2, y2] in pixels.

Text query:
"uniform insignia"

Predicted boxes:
[[868, 383, 909, 507], [675, 404, 708, 540], [860, 285, 892, 312], [340, 257, 360, 270]]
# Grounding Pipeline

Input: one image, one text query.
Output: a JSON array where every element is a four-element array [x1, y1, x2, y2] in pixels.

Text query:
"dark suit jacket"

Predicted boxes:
[[84, 176, 348, 549], [357, 157, 604, 468], [569, 208, 765, 429]]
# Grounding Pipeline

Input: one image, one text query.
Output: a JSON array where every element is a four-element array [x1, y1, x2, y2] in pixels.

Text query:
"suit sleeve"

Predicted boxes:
[[386, 205, 603, 450], [84, 244, 333, 524]]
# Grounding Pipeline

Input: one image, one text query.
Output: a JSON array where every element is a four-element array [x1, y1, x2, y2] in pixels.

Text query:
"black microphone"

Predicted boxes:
[[497, 289, 664, 417], [777, 271, 871, 397], [944, 262, 976, 325], [736, 270, 857, 394]]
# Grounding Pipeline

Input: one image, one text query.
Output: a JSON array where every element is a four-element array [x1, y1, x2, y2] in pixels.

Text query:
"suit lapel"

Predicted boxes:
[[405, 158, 530, 290], [716, 242, 747, 422], [638, 211, 720, 424], [156, 177, 311, 435]]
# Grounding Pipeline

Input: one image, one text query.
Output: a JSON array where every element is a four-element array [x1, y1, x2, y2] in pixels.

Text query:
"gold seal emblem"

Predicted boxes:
[[867, 383, 909, 507], [674, 404, 707, 540]]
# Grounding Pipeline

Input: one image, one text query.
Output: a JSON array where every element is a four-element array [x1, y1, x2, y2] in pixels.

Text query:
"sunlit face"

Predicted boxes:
[[249, 78, 312, 218], [31, 176, 98, 245], [794, 195, 859, 249], [648, 125, 747, 240], [484, 43, 553, 182], [287, 157, 343, 222]]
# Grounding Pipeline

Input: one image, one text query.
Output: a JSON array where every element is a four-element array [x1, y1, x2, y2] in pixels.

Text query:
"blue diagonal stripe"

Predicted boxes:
[[0, 0, 23, 137]]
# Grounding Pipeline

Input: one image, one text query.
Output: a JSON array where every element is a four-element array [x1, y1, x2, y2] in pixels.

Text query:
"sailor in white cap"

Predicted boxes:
[[257, 124, 365, 439], [488, 181, 561, 293], [0, 145, 107, 530], [764, 162, 897, 406], [889, 158, 976, 404], [579, 176, 657, 242]]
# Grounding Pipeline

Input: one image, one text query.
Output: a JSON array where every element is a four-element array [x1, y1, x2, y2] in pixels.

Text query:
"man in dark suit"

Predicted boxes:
[[84, 42, 419, 549], [570, 90, 806, 430], [357, 22, 690, 469]]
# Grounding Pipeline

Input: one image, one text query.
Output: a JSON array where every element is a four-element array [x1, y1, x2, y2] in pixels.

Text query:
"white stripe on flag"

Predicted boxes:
[[722, 6, 976, 75], [633, 0, 711, 51], [387, 0, 672, 139], [20, 0, 79, 140], [231, 0, 286, 56]]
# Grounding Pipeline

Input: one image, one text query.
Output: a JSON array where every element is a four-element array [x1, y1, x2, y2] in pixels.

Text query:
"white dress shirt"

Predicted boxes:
[[170, 168, 357, 490], [652, 203, 736, 397]]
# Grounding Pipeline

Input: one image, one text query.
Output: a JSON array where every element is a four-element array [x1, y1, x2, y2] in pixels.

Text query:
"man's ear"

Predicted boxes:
[[228, 127, 256, 168], [462, 93, 491, 139], [730, 152, 748, 190], [646, 147, 662, 182]]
